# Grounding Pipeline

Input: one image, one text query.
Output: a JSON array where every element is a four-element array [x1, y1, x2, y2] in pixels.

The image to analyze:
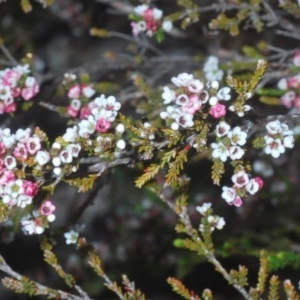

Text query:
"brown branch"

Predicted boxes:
[[0, 254, 93, 300]]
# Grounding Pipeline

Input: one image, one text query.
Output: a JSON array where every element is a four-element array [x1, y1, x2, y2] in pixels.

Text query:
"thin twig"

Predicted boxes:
[[0, 44, 18, 66], [0, 254, 92, 300]]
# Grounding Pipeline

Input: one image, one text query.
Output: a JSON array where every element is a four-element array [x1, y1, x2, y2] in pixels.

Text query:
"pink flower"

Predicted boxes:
[[67, 105, 79, 117], [2, 69, 21, 87], [40, 200, 56, 216], [181, 94, 202, 114], [232, 197, 243, 207], [4, 103, 17, 113], [11, 87, 21, 97], [23, 180, 39, 196], [146, 20, 158, 32], [254, 177, 264, 189], [209, 103, 226, 118], [0, 169, 16, 184], [0, 142, 6, 155], [26, 136, 41, 155], [21, 84, 39, 100], [95, 119, 111, 133], [281, 91, 295, 109], [68, 84, 81, 98], [143, 8, 154, 21], [13, 143, 28, 160], [0, 158, 4, 171], [294, 96, 300, 109], [79, 106, 91, 119]]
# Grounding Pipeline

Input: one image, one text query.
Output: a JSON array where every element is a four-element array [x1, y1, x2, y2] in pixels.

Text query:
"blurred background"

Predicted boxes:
[[1, 1, 300, 299]]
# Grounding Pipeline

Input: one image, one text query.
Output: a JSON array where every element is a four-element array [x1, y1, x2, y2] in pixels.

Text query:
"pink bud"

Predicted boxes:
[[40, 200, 56, 216], [254, 177, 264, 189], [209, 103, 226, 118], [95, 119, 111, 133]]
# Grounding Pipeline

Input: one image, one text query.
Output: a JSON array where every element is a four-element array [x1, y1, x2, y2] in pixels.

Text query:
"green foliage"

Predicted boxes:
[[211, 159, 225, 185], [268, 251, 300, 271], [167, 277, 202, 300], [65, 175, 97, 192]]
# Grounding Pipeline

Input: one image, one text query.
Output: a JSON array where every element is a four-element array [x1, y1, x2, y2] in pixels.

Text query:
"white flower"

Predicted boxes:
[[35, 150, 50, 166], [82, 86, 95, 98], [66, 144, 81, 157], [64, 230, 79, 244], [70, 99, 81, 110], [171, 73, 193, 87], [0, 85, 12, 101], [25, 76, 37, 87], [176, 94, 189, 106], [134, 4, 148, 16], [153, 8, 163, 20], [5, 179, 24, 198], [245, 179, 259, 195], [22, 220, 36, 235], [176, 112, 194, 128], [221, 186, 237, 203], [162, 20, 172, 32], [283, 135, 294, 148], [227, 127, 247, 146], [211, 142, 229, 162], [228, 105, 251, 117], [266, 120, 282, 135], [160, 105, 181, 119], [277, 78, 287, 90], [216, 121, 230, 137], [15, 128, 31, 142], [4, 155, 17, 170], [162, 86, 176, 104], [196, 203, 211, 215], [60, 150, 73, 163], [217, 87, 231, 101], [231, 170, 249, 187], [17, 194, 33, 208], [188, 79, 204, 93], [264, 137, 285, 158], [215, 217, 225, 230], [229, 146, 245, 160], [62, 126, 78, 142], [1, 128, 16, 148], [78, 115, 96, 138], [203, 56, 219, 72]]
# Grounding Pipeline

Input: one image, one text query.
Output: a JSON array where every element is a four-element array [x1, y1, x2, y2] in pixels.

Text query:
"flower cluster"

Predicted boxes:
[[0, 64, 39, 114], [211, 121, 247, 162], [222, 170, 264, 207], [278, 51, 300, 112], [263, 120, 294, 158], [63, 73, 96, 119], [196, 202, 226, 231], [160, 74, 232, 129], [0, 128, 57, 233], [130, 4, 172, 39], [21, 200, 56, 235], [160, 73, 208, 130], [77, 94, 121, 137], [203, 56, 224, 82]]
